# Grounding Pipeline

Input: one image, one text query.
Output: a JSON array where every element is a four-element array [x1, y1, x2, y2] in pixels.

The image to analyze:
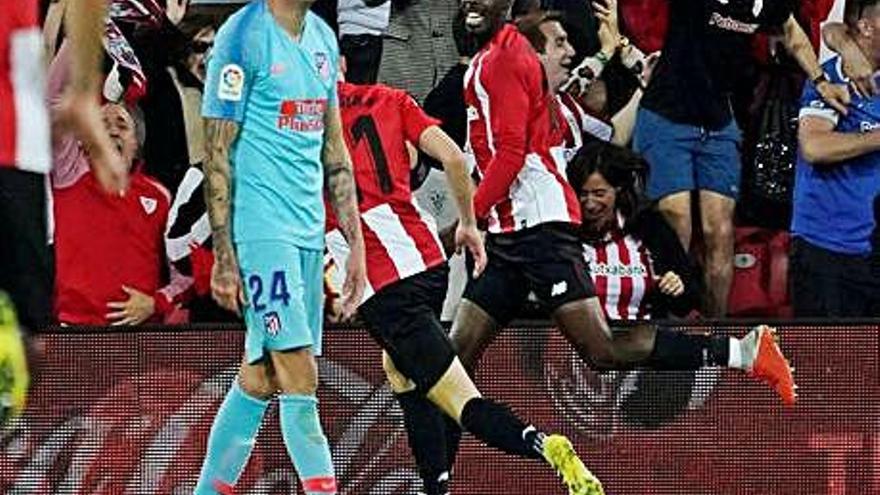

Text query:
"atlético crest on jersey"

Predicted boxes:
[[263, 311, 282, 336], [314, 52, 330, 81]]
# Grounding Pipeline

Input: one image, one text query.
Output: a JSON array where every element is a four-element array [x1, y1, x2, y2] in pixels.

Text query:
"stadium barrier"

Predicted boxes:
[[1, 323, 878, 494]]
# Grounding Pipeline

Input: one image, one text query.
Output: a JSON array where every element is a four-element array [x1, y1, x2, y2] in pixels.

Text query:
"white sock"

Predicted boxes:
[[728, 337, 744, 369]]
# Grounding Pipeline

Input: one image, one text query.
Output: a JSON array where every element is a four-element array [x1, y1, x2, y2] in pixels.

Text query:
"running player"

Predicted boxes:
[[194, 1, 366, 494], [326, 78, 604, 495], [449, 0, 796, 461], [0, 0, 123, 426]]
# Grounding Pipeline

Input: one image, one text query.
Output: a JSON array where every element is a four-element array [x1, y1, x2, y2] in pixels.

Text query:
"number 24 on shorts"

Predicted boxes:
[[247, 271, 291, 311]]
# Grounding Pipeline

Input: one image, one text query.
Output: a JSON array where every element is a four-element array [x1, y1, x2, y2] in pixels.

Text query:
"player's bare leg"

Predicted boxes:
[[448, 299, 501, 371], [238, 357, 276, 398]]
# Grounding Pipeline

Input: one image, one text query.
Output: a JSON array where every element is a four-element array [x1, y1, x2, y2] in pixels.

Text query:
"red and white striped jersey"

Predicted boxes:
[[326, 82, 446, 301], [464, 24, 580, 234], [0, 0, 50, 173], [582, 218, 656, 320], [550, 92, 615, 172], [553, 93, 614, 148]]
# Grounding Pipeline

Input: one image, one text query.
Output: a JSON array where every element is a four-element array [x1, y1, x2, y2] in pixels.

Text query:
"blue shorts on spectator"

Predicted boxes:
[[633, 107, 741, 200]]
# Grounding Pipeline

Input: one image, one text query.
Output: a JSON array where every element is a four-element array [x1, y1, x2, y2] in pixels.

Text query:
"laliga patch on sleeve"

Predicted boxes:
[[218, 64, 245, 102]]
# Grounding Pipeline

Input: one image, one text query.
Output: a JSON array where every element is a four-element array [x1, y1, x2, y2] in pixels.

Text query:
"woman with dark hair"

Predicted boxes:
[[567, 140, 700, 320]]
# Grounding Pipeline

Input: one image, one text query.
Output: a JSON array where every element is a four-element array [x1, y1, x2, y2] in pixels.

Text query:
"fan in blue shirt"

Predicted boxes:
[[793, 36, 880, 317]]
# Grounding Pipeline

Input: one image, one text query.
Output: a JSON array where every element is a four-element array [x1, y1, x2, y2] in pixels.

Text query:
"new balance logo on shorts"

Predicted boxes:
[[551, 281, 568, 297], [263, 311, 282, 336]]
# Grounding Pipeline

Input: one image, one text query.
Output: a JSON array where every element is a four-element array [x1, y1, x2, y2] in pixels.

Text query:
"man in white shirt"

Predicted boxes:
[[339, 0, 390, 83]]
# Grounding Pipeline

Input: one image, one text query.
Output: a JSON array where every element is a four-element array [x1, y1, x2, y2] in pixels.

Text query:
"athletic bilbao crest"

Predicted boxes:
[[263, 311, 282, 336], [314, 52, 330, 81], [139, 196, 157, 215]]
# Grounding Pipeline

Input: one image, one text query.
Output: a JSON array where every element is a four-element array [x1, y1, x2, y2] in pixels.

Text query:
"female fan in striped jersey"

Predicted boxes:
[[568, 140, 700, 321]]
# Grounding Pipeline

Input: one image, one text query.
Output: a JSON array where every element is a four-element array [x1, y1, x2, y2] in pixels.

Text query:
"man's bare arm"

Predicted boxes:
[[611, 89, 642, 146], [323, 105, 366, 317], [417, 125, 488, 276], [799, 116, 880, 165], [783, 15, 851, 114], [418, 126, 476, 226], [61, 0, 127, 193], [204, 118, 243, 312], [64, 0, 105, 94], [823, 22, 877, 96], [323, 107, 363, 247]]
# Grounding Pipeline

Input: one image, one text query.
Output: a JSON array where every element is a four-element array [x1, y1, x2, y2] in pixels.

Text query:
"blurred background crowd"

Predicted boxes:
[[22, 0, 880, 329]]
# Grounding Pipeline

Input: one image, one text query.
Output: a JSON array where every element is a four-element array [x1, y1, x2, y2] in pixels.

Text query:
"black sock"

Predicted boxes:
[[460, 397, 544, 460], [443, 414, 462, 471], [645, 328, 729, 369], [396, 391, 449, 494]]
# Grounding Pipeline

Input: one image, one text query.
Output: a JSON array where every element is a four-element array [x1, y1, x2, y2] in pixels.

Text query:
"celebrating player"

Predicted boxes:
[[448, 0, 797, 469], [326, 75, 604, 495], [194, 1, 366, 494]]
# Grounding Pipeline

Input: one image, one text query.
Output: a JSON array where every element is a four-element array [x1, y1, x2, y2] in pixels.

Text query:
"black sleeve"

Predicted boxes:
[[133, 16, 190, 67], [310, 0, 339, 36], [632, 208, 702, 318], [421, 65, 468, 170], [757, 0, 795, 32], [543, 0, 600, 64], [601, 55, 640, 117], [132, 18, 191, 192]]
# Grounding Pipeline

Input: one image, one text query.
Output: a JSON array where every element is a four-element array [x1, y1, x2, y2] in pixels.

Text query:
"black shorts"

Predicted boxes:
[[358, 264, 456, 392], [463, 222, 595, 326], [790, 237, 880, 317], [0, 168, 52, 331]]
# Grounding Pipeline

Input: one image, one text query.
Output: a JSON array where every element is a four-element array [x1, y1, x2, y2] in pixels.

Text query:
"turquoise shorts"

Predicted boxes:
[[237, 241, 324, 364]]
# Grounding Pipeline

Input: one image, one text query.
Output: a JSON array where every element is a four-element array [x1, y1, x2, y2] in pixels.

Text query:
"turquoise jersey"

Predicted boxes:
[[202, 0, 339, 249]]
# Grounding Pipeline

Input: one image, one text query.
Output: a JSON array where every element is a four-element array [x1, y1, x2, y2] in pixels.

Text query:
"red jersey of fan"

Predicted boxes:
[[464, 24, 580, 234], [0, 0, 50, 172], [582, 221, 656, 320], [53, 169, 172, 324], [47, 45, 183, 324], [326, 82, 445, 300]]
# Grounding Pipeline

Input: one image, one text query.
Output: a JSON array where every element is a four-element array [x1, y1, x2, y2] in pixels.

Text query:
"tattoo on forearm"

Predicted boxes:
[[203, 119, 239, 261], [323, 106, 363, 245], [324, 160, 362, 244]]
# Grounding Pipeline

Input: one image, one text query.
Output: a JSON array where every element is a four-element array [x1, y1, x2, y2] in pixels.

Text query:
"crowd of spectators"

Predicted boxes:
[[34, 0, 880, 327]]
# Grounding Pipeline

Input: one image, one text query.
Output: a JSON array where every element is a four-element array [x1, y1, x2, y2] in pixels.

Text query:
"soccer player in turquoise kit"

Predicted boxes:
[[194, 1, 366, 494]]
